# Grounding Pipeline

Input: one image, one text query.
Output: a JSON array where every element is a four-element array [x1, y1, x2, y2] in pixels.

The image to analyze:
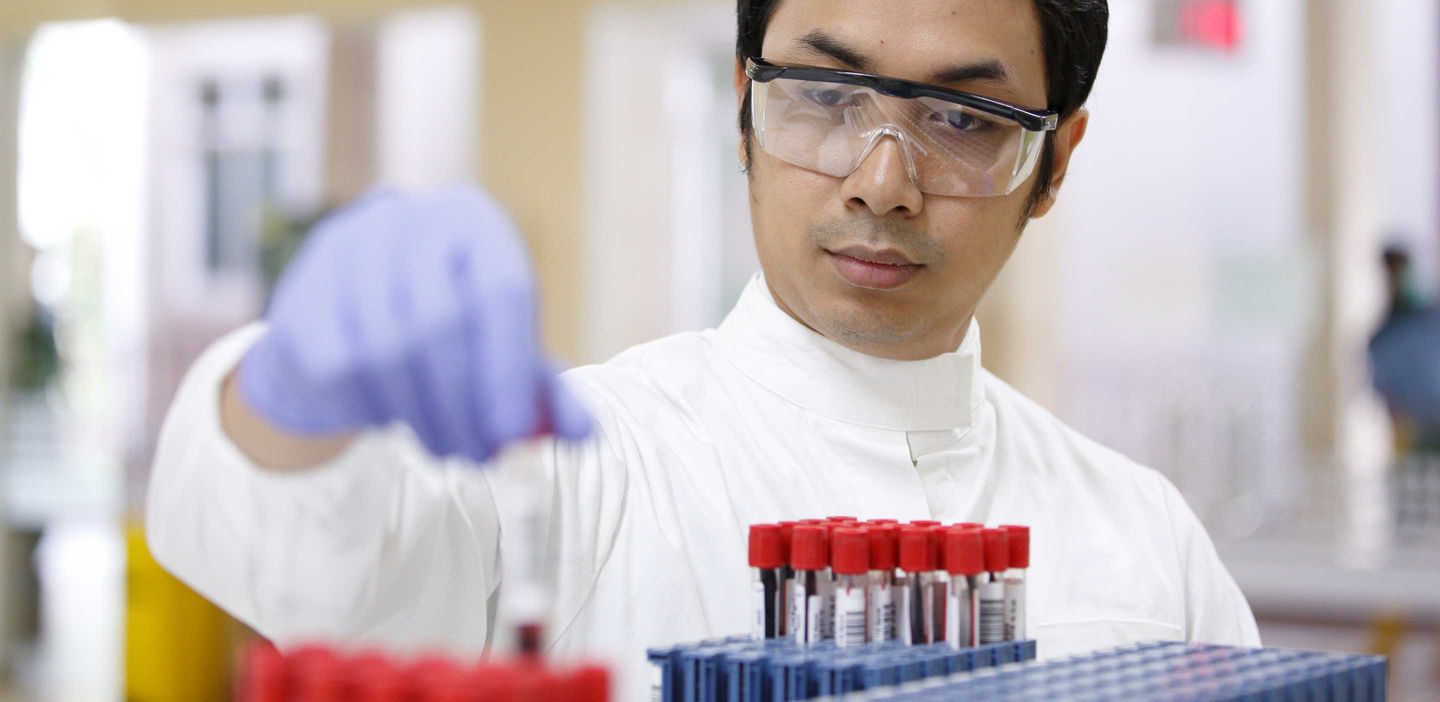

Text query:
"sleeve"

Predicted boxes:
[[144, 323, 505, 656], [1161, 480, 1262, 647]]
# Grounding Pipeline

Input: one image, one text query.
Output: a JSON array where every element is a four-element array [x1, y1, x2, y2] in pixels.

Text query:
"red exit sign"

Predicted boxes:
[[1153, 0, 1243, 52]]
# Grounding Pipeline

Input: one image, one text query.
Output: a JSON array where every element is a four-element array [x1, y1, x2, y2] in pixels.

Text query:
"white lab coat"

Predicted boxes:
[[146, 274, 1259, 701]]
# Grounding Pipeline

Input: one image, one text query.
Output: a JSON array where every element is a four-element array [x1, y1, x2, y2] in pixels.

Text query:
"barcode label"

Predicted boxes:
[[867, 583, 895, 642], [806, 594, 824, 643], [835, 587, 866, 648], [979, 581, 1006, 644], [1004, 578, 1026, 641], [650, 663, 662, 702], [751, 580, 765, 640]]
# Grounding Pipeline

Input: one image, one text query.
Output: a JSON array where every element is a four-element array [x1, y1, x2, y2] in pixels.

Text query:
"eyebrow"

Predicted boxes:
[[791, 29, 1012, 87]]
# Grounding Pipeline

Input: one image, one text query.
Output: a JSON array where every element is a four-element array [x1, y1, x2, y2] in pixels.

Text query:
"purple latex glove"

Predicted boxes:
[[236, 186, 592, 463]]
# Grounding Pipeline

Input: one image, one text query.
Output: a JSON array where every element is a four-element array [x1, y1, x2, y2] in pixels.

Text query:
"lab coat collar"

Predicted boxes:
[[716, 274, 984, 431]]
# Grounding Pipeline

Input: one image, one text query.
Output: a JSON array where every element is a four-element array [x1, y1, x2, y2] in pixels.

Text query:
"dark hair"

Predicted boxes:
[[735, 0, 1109, 219]]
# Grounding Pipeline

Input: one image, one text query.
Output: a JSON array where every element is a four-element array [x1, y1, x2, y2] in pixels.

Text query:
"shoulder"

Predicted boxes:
[[562, 329, 719, 402], [557, 330, 726, 447], [981, 369, 1174, 500]]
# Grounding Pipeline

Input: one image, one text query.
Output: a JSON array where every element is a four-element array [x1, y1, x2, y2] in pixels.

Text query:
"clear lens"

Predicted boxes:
[[752, 77, 1044, 197]]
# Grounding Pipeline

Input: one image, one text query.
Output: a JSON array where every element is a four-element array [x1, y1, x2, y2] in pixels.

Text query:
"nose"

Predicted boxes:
[[839, 133, 924, 218]]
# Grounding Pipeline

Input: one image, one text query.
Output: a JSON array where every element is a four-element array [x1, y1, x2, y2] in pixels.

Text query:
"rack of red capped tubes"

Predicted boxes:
[[238, 641, 609, 702], [748, 518, 1029, 650]]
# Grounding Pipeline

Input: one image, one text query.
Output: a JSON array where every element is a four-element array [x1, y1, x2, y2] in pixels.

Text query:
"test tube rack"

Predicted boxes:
[[647, 635, 1037, 702], [831, 641, 1386, 701], [237, 641, 609, 702]]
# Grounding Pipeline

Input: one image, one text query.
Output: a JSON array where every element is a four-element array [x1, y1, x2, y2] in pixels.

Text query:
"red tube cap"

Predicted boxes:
[[909, 520, 941, 528], [566, 664, 610, 702], [866, 518, 899, 525], [1001, 525, 1030, 568], [831, 528, 870, 575], [897, 526, 933, 573], [944, 528, 984, 576], [867, 524, 898, 570], [927, 526, 948, 572], [777, 522, 797, 565], [954, 522, 983, 530], [791, 524, 828, 570], [826, 516, 858, 523], [241, 642, 287, 702], [982, 528, 1010, 572], [749, 524, 783, 569]]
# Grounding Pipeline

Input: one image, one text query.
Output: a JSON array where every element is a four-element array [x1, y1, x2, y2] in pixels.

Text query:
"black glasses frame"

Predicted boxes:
[[745, 57, 1059, 133]]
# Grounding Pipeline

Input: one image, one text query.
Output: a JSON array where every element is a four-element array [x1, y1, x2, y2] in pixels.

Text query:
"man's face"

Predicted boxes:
[[739, 0, 1084, 360]]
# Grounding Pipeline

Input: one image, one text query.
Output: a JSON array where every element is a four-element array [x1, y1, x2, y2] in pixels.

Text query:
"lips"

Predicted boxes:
[[826, 246, 923, 290]]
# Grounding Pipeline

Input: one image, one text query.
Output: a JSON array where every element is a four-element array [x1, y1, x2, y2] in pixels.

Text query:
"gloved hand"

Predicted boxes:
[[236, 186, 592, 463]]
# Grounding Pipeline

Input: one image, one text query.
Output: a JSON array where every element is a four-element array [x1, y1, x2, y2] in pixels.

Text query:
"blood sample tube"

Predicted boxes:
[[944, 527, 985, 649], [979, 528, 1010, 644], [926, 526, 949, 644], [776, 521, 798, 637], [1001, 525, 1030, 641], [831, 527, 870, 647], [407, 657, 464, 702], [820, 522, 847, 640], [566, 664, 610, 702], [788, 524, 828, 644], [897, 526, 935, 644], [239, 642, 286, 702], [865, 524, 898, 642], [289, 646, 345, 702], [749, 524, 786, 640], [347, 652, 405, 702]]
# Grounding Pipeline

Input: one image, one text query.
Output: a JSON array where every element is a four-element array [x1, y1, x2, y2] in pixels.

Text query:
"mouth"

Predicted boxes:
[[825, 246, 924, 290]]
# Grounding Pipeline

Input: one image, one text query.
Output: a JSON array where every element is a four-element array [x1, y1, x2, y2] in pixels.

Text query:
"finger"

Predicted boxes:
[[442, 189, 545, 445], [400, 216, 493, 462]]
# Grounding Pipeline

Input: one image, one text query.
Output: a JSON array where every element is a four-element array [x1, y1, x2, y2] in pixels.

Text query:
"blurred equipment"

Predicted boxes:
[[851, 641, 1386, 702], [1369, 244, 1440, 453], [237, 640, 609, 702], [123, 523, 234, 702], [648, 637, 1035, 701]]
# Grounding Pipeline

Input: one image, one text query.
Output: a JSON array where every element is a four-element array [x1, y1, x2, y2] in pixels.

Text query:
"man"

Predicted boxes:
[[146, 0, 1260, 698]]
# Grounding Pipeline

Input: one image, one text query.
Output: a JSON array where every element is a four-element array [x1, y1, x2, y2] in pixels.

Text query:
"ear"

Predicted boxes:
[[734, 57, 749, 165], [1028, 106, 1089, 219]]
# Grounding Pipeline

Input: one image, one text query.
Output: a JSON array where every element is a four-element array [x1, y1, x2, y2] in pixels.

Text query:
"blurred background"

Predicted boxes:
[[0, 0, 1436, 699]]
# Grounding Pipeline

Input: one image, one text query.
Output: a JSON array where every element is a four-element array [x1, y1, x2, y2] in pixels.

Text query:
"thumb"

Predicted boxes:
[[536, 363, 593, 442]]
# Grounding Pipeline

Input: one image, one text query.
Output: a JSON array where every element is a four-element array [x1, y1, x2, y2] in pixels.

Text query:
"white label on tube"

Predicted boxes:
[[650, 664, 662, 702], [806, 593, 824, 644], [896, 583, 912, 645], [947, 584, 973, 650], [788, 580, 805, 642], [834, 586, 867, 648], [867, 581, 894, 642], [751, 579, 765, 640], [979, 579, 1005, 644], [1004, 577, 1026, 641]]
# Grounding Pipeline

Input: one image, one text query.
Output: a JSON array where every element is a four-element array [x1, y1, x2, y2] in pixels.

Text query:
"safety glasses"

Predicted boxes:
[[745, 57, 1059, 197]]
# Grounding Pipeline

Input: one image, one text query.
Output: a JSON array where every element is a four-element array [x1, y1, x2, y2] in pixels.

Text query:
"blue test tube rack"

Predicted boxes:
[[851, 640, 1388, 701], [645, 637, 1038, 702]]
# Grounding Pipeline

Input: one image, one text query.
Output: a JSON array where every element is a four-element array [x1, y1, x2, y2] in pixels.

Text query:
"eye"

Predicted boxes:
[[932, 109, 988, 132], [802, 88, 851, 107]]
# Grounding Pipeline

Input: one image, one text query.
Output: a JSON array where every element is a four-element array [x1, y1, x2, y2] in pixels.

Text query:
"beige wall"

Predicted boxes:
[[2, 0, 601, 361]]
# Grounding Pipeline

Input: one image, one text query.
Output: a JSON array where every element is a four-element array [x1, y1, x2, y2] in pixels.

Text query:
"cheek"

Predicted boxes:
[[928, 198, 1026, 276], [750, 154, 840, 257]]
